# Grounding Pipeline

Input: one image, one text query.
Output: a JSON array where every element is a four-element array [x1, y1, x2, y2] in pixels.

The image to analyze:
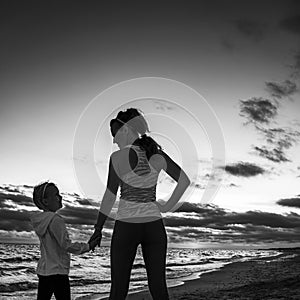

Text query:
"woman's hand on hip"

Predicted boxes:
[[156, 200, 169, 213]]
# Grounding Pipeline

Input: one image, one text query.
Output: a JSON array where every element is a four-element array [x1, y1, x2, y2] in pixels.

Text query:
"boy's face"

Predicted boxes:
[[44, 186, 63, 212]]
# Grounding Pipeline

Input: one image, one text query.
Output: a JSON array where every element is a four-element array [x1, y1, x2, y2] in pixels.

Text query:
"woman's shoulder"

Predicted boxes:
[[110, 147, 133, 163], [149, 150, 167, 171]]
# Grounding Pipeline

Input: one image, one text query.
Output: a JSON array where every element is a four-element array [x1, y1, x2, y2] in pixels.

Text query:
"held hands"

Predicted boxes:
[[88, 229, 102, 252]]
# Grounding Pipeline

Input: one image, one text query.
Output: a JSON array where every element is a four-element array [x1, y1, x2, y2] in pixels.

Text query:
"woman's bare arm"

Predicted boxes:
[[94, 153, 120, 230], [157, 150, 191, 212]]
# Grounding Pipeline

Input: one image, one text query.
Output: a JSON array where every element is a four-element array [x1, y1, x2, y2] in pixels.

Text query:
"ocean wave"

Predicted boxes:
[[0, 257, 38, 263], [0, 282, 37, 293], [101, 263, 146, 269], [132, 263, 146, 269], [0, 266, 35, 273], [166, 259, 214, 267], [70, 278, 111, 286]]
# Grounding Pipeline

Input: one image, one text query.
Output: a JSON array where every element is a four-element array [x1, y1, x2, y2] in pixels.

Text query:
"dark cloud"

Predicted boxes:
[[221, 39, 235, 52], [260, 127, 300, 149], [224, 162, 264, 177], [229, 183, 239, 187], [0, 209, 33, 232], [265, 80, 297, 98], [190, 182, 205, 189], [239, 94, 300, 163], [167, 205, 300, 229], [1, 194, 300, 245], [165, 203, 300, 244], [295, 51, 300, 71], [59, 205, 98, 225], [280, 14, 300, 35], [0, 192, 34, 207], [175, 203, 226, 217], [253, 146, 290, 163], [252, 126, 300, 163], [0, 186, 20, 193], [277, 196, 300, 209], [290, 51, 300, 79], [61, 191, 99, 207], [76, 198, 96, 206], [23, 184, 34, 188], [0, 187, 109, 233], [59, 205, 115, 229], [0, 203, 113, 232], [234, 19, 266, 41], [239, 97, 278, 124]]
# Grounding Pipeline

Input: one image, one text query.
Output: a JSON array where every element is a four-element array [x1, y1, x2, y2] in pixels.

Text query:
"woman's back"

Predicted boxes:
[[114, 145, 163, 221]]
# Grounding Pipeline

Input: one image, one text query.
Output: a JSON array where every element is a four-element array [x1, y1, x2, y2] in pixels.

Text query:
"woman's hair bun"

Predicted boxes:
[[111, 107, 162, 159]]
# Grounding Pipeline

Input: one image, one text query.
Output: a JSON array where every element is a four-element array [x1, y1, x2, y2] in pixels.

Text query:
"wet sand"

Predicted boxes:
[[80, 248, 300, 300]]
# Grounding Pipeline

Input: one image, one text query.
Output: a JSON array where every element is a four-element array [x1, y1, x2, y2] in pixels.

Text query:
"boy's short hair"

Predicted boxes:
[[33, 181, 56, 210]]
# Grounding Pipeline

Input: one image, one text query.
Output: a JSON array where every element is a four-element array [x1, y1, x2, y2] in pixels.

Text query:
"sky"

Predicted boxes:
[[1, 0, 300, 248]]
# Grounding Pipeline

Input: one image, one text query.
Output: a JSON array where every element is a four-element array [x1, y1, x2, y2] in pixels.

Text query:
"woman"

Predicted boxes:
[[89, 108, 190, 300]]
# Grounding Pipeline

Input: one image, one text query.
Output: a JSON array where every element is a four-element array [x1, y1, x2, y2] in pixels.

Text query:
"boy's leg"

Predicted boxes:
[[53, 274, 71, 300], [141, 219, 169, 300], [109, 220, 141, 300], [37, 275, 54, 300]]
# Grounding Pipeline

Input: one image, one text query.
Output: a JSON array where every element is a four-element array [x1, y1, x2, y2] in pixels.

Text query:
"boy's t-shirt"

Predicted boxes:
[[30, 211, 89, 275]]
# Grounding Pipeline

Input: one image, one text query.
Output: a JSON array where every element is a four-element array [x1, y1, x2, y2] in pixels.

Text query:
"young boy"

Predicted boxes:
[[30, 181, 101, 300]]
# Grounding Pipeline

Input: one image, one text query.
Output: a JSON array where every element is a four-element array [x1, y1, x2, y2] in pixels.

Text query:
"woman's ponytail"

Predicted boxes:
[[137, 133, 162, 160]]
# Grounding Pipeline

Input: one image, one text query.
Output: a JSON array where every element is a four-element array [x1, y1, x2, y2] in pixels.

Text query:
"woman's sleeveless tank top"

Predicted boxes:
[[116, 145, 162, 221]]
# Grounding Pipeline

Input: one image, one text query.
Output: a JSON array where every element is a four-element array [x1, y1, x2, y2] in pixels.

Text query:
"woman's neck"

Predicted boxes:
[[126, 132, 139, 146]]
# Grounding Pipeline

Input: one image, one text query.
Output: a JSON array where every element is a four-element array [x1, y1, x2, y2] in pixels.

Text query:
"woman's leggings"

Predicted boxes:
[[109, 218, 169, 300], [37, 274, 70, 300]]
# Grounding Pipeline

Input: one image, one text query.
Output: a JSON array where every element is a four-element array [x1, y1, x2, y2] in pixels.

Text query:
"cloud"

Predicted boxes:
[[1, 185, 300, 246], [234, 19, 266, 42], [224, 162, 265, 177], [221, 39, 235, 52], [0, 186, 114, 234], [0, 186, 20, 193], [59, 205, 115, 230], [171, 203, 300, 229], [239, 97, 278, 124], [59, 205, 99, 225], [175, 203, 226, 217], [229, 183, 239, 188], [153, 100, 175, 111], [0, 209, 33, 232], [164, 203, 300, 245], [253, 146, 290, 163], [280, 14, 300, 35], [265, 80, 297, 99], [260, 127, 300, 149], [290, 51, 300, 79], [294, 51, 300, 72], [277, 196, 300, 209], [164, 202, 300, 245], [0, 192, 34, 208], [239, 96, 300, 163], [76, 198, 95, 206], [252, 127, 300, 163]]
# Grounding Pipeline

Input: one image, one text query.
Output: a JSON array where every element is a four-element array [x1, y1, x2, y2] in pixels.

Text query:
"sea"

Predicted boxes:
[[0, 243, 281, 299]]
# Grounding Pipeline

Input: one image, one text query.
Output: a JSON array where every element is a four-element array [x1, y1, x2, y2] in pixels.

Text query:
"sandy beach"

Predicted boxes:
[[88, 248, 300, 300]]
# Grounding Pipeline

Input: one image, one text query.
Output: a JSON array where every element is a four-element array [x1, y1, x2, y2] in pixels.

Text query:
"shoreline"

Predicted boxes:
[[131, 248, 300, 300], [79, 248, 300, 300]]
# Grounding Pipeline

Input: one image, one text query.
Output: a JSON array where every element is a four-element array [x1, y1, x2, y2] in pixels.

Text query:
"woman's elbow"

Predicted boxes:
[[181, 173, 191, 187], [185, 177, 191, 187]]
